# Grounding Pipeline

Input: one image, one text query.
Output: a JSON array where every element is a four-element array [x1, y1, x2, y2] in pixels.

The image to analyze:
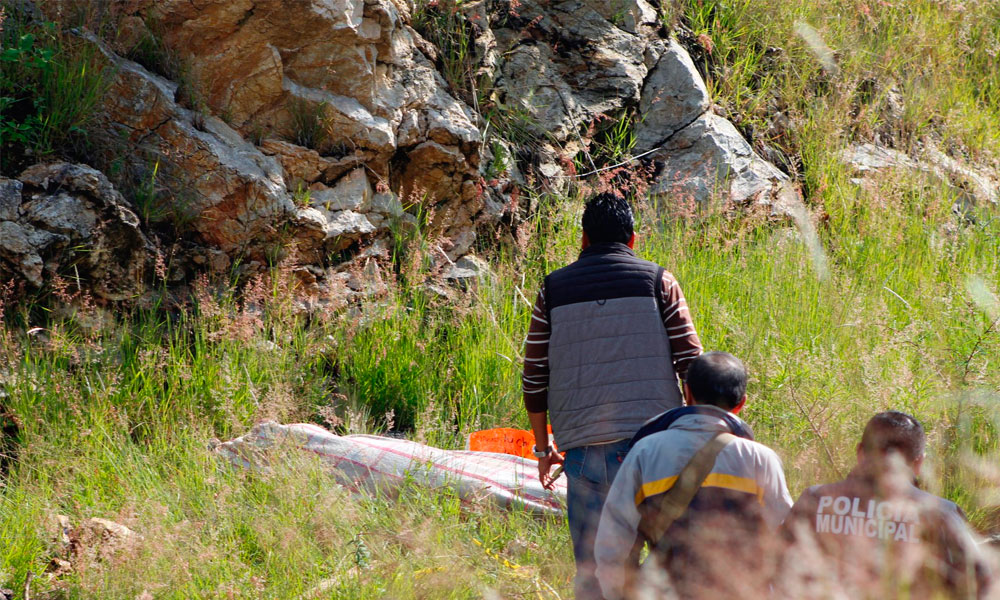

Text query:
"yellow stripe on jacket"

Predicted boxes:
[[634, 473, 764, 505]]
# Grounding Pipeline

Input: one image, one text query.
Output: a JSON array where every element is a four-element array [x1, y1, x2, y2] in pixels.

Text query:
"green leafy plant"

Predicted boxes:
[[0, 18, 110, 174], [293, 183, 312, 207], [484, 140, 509, 180]]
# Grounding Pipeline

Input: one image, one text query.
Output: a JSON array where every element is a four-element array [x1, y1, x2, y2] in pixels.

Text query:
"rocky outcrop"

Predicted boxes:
[[634, 38, 711, 153], [646, 112, 789, 208], [481, 0, 658, 177], [0, 163, 152, 299], [119, 0, 487, 258], [634, 38, 789, 208], [840, 142, 999, 209], [473, 0, 789, 208], [89, 35, 294, 258], [1, 0, 812, 305]]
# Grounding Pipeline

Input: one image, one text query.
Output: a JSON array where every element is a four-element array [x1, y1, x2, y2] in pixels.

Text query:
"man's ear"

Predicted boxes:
[[683, 382, 695, 406], [627, 233, 635, 249], [912, 454, 924, 478], [581, 231, 590, 250], [730, 395, 747, 415]]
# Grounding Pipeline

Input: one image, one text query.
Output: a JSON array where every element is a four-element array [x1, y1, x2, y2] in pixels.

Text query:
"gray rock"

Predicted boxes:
[[19, 161, 124, 203], [840, 142, 999, 207], [617, 0, 659, 34], [635, 38, 711, 153], [292, 205, 375, 253], [840, 143, 917, 172], [446, 254, 491, 284], [293, 207, 329, 243], [923, 145, 998, 207], [0, 162, 152, 298], [366, 192, 405, 218], [491, 2, 648, 144], [22, 192, 99, 238], [309, 168, 371, 212], [0, 221, 55, 287], [282, 79, 396, 154], [648, 112, 788, 208], [0, 178, 23, 221], [325, 210, 376, 241]]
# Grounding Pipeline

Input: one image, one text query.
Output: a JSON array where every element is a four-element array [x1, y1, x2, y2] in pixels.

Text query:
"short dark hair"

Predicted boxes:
[[859, 411, 925, 463], [686, 352, 748, 410], [582, 193, 634, 244]]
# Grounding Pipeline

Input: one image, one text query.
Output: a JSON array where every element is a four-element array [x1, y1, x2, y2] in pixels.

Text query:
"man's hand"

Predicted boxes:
[[538, 450, 565, 490]]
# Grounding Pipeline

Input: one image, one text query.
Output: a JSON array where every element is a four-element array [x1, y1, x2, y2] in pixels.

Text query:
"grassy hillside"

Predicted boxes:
[[2, 0, 1000, 598]]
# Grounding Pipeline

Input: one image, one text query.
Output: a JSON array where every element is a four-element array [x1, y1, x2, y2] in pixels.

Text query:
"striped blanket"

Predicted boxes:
[[217, 421, 567, 516]]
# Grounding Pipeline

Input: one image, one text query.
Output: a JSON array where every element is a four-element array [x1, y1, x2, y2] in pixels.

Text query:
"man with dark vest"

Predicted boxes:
[[779, 411, 994, 598], [521, 193, 703, 599]]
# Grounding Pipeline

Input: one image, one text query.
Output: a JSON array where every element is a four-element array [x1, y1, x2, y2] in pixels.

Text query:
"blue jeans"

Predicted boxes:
[[563, 440, 631, 600]]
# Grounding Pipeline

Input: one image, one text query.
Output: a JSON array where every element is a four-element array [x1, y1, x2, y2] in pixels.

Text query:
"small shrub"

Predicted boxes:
[[413, 0, 477, 104], [129, 159, 166, 225], [484, 140, 509, 179], [293, 184, 312, 207], [0, 16, 111, 175], [289, 98, 328, 151], [579, 110, 638, 170]]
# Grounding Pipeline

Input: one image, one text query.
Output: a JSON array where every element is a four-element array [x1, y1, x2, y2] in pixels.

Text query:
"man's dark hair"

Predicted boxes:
[[582, 193, 634, 244], [859, 411, 925, 463], [686, 352, 748, 410]]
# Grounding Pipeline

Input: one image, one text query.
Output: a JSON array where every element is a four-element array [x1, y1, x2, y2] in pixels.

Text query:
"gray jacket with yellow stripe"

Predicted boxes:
[[595, 406, 793, 600]]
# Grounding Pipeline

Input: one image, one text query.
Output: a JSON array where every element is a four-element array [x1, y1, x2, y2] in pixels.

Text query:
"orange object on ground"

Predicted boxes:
[[468, 426, 556, 461]]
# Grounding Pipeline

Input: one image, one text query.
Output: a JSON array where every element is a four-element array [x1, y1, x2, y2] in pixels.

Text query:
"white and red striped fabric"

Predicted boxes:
[[217, 421, 567, 515]]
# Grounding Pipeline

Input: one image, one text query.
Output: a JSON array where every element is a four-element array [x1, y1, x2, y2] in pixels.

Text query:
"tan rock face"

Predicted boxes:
[[259, 139, 367, 190], [88, 34, 295, 257], [124, 0, 485, 256]]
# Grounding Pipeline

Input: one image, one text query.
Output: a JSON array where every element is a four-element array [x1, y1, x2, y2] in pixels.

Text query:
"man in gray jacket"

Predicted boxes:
[[594, 352, 793, 599], [522, 193, 703, 599]]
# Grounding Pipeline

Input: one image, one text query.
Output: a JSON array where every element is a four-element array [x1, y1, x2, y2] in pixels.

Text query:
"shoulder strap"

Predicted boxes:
[[638, 432, 738, 546]]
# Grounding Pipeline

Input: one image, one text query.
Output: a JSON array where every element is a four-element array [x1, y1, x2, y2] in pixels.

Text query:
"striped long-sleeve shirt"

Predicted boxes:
[[522, 270, 703, 413]]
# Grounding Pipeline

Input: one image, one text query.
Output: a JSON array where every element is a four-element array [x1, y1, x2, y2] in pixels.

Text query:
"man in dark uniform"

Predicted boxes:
[[781, 411, 994, 598]]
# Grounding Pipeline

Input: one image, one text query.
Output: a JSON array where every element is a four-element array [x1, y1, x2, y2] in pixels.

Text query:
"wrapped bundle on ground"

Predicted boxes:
[[217, 421, 567, 516]]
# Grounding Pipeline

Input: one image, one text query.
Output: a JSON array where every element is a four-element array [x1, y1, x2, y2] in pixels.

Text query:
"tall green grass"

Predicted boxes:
[[1, 0, 1000, 597], [1, 166, 996, 596]]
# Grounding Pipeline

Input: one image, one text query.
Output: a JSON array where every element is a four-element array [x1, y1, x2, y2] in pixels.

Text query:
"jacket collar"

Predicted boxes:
[[579, 242, 636, 259], [628, 405, 755, 449], [845, 463, 920, 491]]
